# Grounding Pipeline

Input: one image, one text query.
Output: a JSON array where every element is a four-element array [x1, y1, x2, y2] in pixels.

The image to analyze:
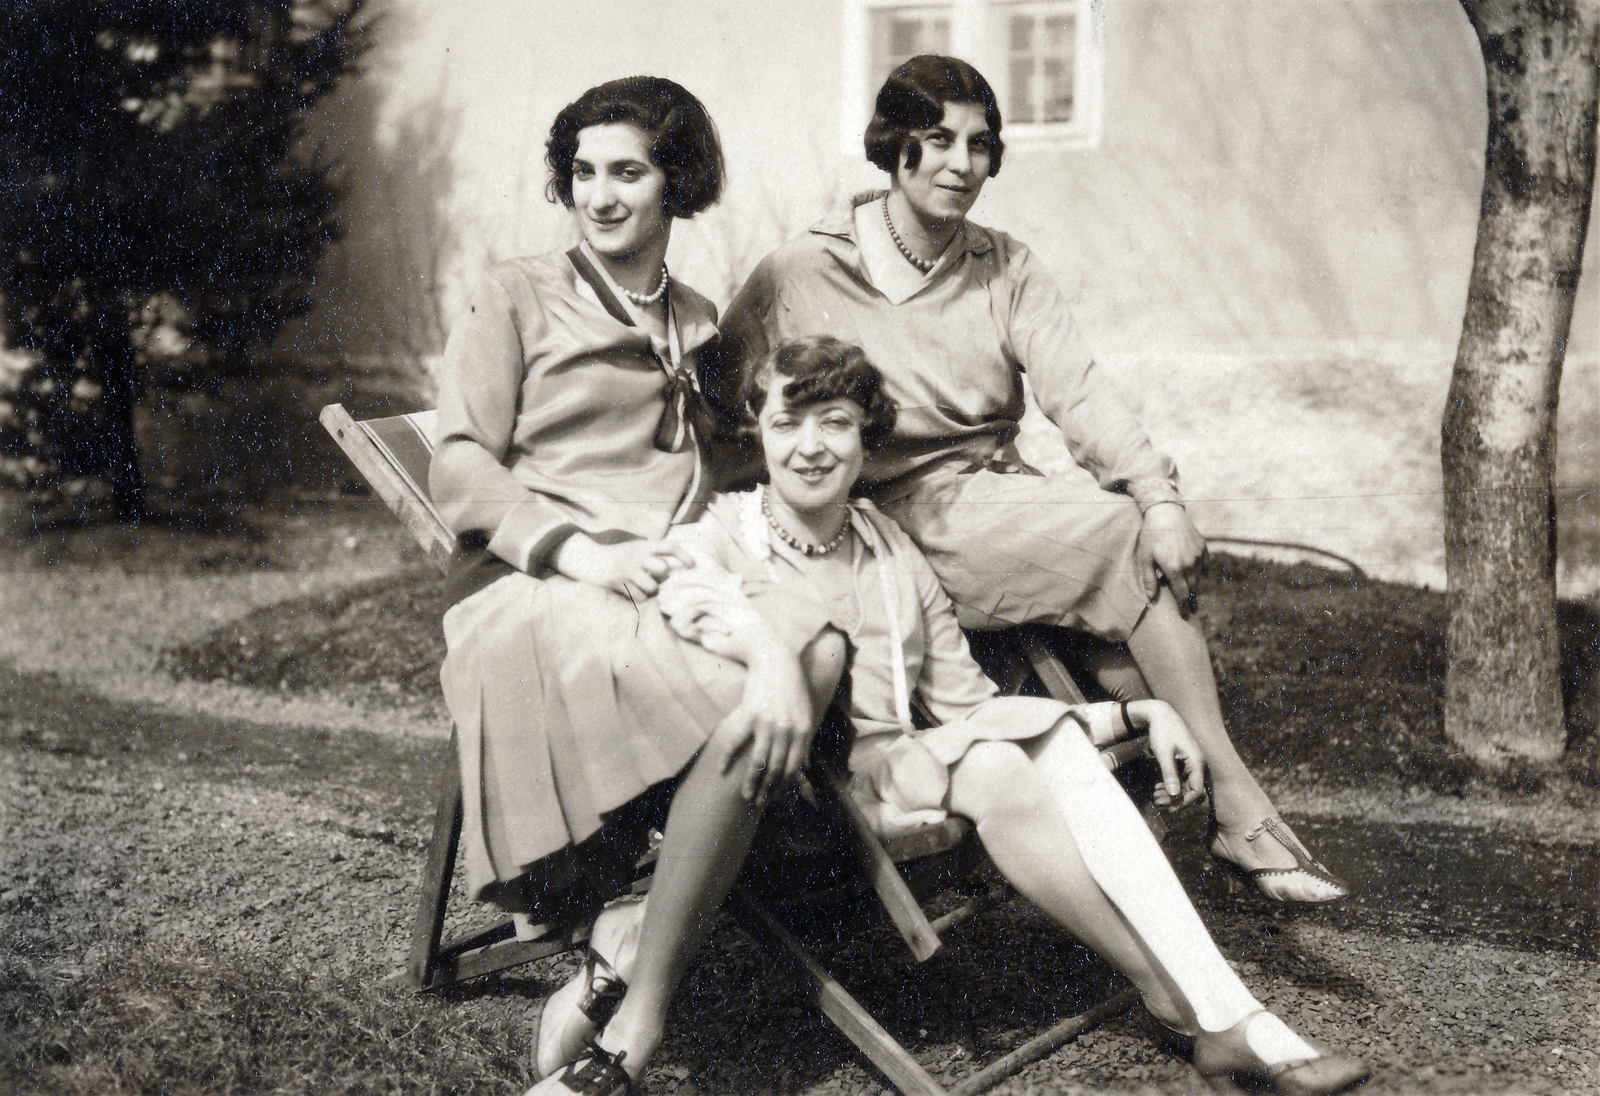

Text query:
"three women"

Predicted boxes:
[[429, 64, 1365, 1096]]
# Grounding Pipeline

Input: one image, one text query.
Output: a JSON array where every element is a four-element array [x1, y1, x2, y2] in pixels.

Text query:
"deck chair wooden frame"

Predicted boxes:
[[321, 403, 1162, 1095]]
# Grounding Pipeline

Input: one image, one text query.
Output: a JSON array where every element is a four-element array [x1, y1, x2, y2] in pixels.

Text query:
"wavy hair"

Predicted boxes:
[[741, 336, 898, 454], [864, 54, 1004, 177]]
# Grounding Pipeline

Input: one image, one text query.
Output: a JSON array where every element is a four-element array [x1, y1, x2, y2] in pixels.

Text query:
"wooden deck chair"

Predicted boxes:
[[321, 403, 1166, 1093]]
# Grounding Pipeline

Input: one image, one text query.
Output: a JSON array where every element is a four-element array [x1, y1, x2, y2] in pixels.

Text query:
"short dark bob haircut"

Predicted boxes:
[[742, 336, 898, 454], [545, 76, 724, 218], [864, 54, 1004, 178]]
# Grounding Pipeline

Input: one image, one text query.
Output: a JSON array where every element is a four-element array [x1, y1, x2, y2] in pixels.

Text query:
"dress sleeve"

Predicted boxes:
[[903, 529, 1002, 725], [428, 271, 582, 574], [664, 505, 836, 658], [1002, 240, 1182, 513]]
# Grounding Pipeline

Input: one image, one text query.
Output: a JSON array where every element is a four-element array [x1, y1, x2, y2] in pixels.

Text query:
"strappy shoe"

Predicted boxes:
[[1194, 1012, 1369, 1096], [525, 1041, 635, 1096], [531, 948, 628, 1081], [1207, 814, 1350, 905]]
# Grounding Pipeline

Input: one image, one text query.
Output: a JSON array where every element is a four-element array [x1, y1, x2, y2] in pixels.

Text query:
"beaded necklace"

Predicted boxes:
[[762, 486, 850, 556], [621, 265, 669, 306], [882, 197, 937, 274]]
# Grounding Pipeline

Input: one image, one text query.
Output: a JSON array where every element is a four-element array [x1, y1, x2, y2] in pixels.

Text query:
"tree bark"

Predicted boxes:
[[1444, 0, 1599, 768], [96, 327, 147, 524]]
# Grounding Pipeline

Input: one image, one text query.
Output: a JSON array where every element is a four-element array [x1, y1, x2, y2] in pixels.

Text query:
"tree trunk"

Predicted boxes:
[[1444, 0, 1599, 768], [97, 331, 147, 524]]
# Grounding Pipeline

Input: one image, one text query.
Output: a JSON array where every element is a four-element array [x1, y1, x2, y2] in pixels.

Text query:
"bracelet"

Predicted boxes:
[[1120, 701, 1138, 737]]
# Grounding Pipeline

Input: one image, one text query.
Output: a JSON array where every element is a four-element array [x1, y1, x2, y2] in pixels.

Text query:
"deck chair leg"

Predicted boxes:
[[819, 768, 944, 962], [730, 884, 948, 1096], [406, 728, 464, 990]]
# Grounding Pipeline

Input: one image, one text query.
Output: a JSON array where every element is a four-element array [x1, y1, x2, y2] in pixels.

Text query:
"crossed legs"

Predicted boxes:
[[947, 724, 1323, 1066]]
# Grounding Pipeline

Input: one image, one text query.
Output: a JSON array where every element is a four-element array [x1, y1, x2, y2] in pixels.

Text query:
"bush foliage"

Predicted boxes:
[[0, 0, 367, 520]]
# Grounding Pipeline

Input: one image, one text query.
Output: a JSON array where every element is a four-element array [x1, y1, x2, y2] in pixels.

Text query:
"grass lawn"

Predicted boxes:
[[5, 527, 1598, 1094]]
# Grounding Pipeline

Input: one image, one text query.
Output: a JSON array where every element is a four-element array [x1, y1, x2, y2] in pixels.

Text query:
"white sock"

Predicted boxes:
[[1031, 722, 1260, 1032], [1242, 1010, 1320, 1066]]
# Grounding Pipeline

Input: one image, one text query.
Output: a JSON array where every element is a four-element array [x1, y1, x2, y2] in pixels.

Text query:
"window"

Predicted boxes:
[[844, 0, 1102, 151]]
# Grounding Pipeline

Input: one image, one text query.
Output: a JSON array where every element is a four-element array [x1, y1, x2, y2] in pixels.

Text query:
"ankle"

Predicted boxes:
[[597, 1012, 663, 1080]]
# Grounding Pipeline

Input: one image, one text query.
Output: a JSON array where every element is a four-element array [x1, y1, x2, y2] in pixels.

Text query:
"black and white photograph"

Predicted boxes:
[[1, 2, 1596, 1093]]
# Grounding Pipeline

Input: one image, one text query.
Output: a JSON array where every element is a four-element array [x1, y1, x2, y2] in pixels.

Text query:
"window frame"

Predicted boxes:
[[842, 0, 1104, 155]]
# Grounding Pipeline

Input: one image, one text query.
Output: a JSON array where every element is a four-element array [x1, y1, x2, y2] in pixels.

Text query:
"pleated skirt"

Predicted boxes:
[[440, 570, 745, 903]]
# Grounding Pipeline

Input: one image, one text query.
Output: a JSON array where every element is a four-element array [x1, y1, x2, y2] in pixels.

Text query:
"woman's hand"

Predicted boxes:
[[550, 534, 695, 597], [1128, 699, 1206, 808], [1135, 502, 1206, 610], [709, 640, 817, 805]]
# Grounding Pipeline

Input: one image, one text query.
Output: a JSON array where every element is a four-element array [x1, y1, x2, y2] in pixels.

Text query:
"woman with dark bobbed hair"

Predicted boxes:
[[710, 55, 1348, 905], [430, 77, 844, 1095]]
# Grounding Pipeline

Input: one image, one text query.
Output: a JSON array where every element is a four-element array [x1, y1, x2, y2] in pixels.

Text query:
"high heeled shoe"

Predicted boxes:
[[1193, 1012, 1369, 1096], [1207, 814, 1350, 905], [524, 1040, 635, 1096], [530, 947, 628, 1081]]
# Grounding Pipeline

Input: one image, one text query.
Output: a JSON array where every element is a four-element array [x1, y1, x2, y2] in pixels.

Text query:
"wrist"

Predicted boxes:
[[548, 531, 594, 573]]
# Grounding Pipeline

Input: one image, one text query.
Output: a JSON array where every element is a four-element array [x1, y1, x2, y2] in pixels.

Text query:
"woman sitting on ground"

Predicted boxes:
[[651, 336, 1371, 1096], [428, 77, 844, 1096]]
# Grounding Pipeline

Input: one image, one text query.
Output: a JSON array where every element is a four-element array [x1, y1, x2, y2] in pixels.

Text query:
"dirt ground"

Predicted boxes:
[[2, 499, 1597, 1095]]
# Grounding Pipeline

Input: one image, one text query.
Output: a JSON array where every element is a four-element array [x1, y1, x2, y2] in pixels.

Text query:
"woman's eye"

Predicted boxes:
[[822, 417, 853, 432]]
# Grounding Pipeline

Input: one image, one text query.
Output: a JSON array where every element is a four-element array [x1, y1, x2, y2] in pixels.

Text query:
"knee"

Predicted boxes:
[[951, 742, 1051, 819]]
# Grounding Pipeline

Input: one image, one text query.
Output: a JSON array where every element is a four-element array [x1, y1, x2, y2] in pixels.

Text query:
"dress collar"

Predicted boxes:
[[567, 240, 721, 356], [809, 190, 995, 255]]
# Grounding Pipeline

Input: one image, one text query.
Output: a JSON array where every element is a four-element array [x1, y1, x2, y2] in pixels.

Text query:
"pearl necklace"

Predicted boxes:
[[762, 487, 849, 556], [883, 197, 935, 274], [621, 265, 669, 306]]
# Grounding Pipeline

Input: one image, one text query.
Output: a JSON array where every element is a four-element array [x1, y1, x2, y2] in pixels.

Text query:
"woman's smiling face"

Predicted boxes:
[[896, 100, 993, 224], [758, 391, 867, 516], [570, 122, 670, 259]]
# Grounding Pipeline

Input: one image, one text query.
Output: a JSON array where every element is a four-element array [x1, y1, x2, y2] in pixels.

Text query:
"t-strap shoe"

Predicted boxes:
[[531, 948, 628, 1081], [525, 1041, 635, 1096], [1194, 1012, 1369, 1096], [1207, 815, 1350, 905]]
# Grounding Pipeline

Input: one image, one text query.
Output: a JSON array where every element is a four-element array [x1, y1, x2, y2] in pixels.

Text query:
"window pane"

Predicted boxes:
[[870, 5, 953, 86], [991, 1, 1076, 124]]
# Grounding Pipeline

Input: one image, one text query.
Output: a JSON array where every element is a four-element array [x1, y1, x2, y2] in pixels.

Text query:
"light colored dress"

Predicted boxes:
[[713, 193, 1184, 641], [659, 491, 1123, 838], [430, 247, 827, 904]]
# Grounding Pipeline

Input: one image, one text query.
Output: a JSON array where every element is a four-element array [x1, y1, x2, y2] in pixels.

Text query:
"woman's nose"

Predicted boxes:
[[588, 177, 617, 210], [795, 420, 827, 455], [948, 145, 972, 176]]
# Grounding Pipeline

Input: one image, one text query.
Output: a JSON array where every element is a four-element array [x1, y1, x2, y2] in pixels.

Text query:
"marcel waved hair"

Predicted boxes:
[[545, 76, 724, 218], [742, 336, 897, 453], [864, 54, 1004, 177]]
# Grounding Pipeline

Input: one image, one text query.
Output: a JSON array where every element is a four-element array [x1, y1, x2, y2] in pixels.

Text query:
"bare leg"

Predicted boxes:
[[587, 632, 847, 1081], [1124, 589, 1300, 871]]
